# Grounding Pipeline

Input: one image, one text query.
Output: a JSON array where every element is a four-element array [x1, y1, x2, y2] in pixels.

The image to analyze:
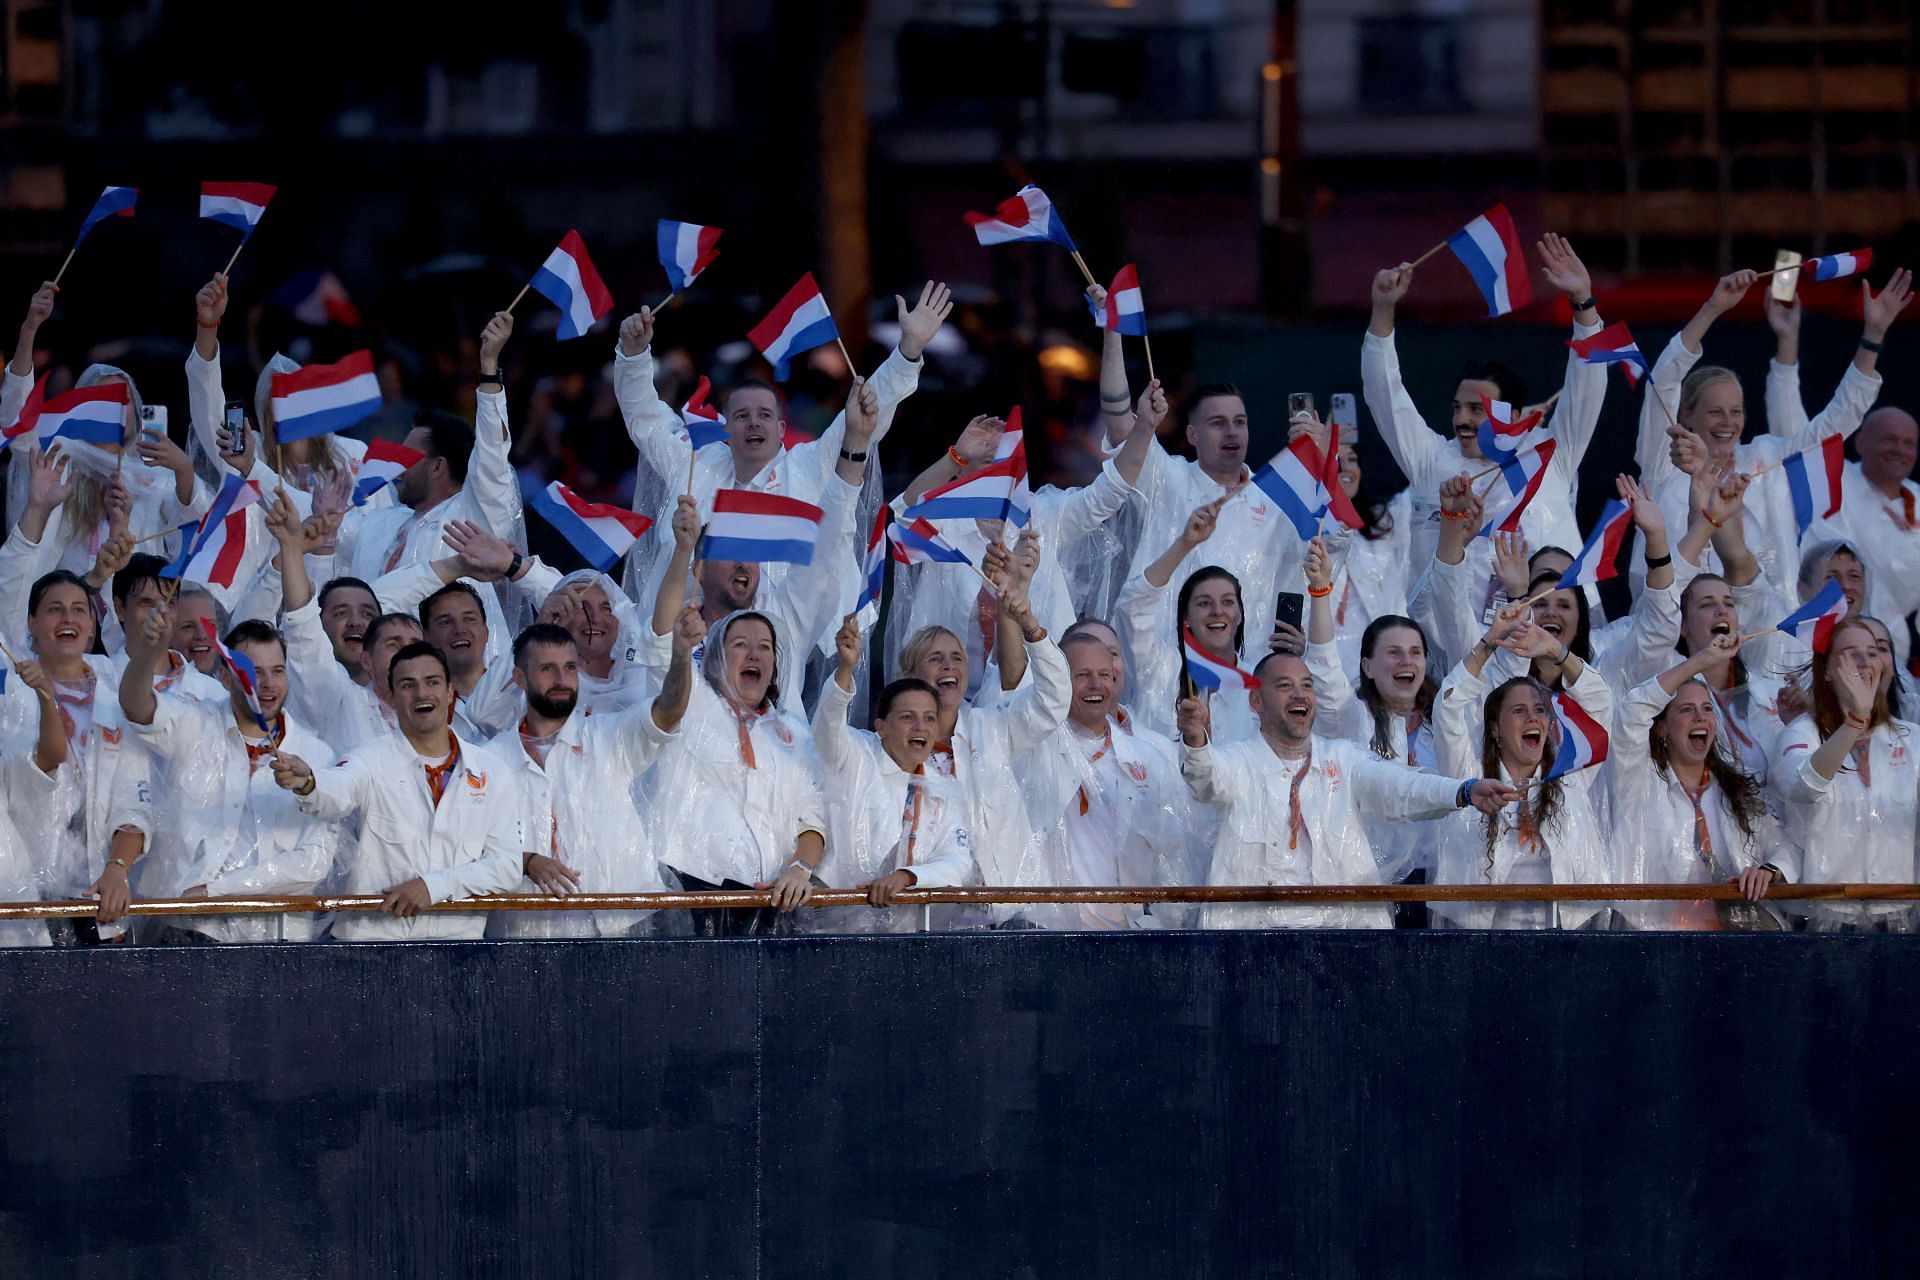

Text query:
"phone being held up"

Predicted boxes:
[[220, 400, 251, 459], [1275, 590, 1305, 634]]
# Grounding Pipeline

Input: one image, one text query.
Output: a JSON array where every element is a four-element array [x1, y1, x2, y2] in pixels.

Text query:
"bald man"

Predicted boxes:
[[1809, 406, 1920, 664]]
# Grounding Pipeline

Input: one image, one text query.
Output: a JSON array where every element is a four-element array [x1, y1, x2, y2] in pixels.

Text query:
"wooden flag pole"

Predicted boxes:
[[1409, 239, 1450, 270], [506, 282, 533, 313], [1068, 250, 1098, 289], [834, 335, 858, 379], [221, 238, 248, 278], [130, 526, 177, 546], [657, 292, 678, 311], [50, 247, 77, 290], [686, 448, 697, 497], [1142, 331, 1157, 383]]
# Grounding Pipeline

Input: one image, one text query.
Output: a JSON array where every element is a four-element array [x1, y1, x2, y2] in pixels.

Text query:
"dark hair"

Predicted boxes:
[[1479, 676, 1565, 875], [318, 576, 380, 614], [719, 610, 781, 708], [223, 618, 285, 660], [414, 407, 474, 485], [419, 581, 487, 628], [29, 569, 92, 616], [1526, 570, 1592, 675], [1648, 679, 1767, 844], [386, 640, 450, 691], [1676, 574, 1749, 688], [1251, 648, 1303, 681], [1060, 617, 1120, 650], [364, 611, 425, 657], [1356, 614, 1436, 761], [1527, 546, 1573, 573], [111, 553, 170, 606], [1459, 360, 1525, 410], [1175, 566, 1245, 659], [724, 376, 784, 418], [1186, 382, 1244, 423], [876, 677, 940, 719], [513, 622, 577, 668]]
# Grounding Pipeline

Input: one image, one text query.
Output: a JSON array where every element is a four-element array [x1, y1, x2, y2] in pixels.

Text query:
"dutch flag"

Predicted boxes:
[[889, 515, 973, 568], [1543, 690, 1610, 780], [1446, 203, 1534, 319], [747, 274, 839, 380], [1182, 627, 1260, 692], [1091, 263, 1148, 336], [699, 489, 825, 566], [902, 428, 1031, 528], [74, 186, 138, 245], [657, 219, 723, 293], [857, 508, 891, 613], [531, 481, 654, 573], [161, 474, 264, 590], [1250, 436, 1364, 540], [1478, 438, 1558, 537], [18, 381, 125, 448], [963, 185, 1078, 252], [1776, 579, 1848, 654], [1567, 322, 1648, 388], [530, 230, 615, 341], [680, 376, 729, 449], [1809, 249, 1872, 282], [1782, 434, 1846, 537], [270, 351, 383, 444], [1555, 499, 1632, 590], [199, 617, 270, 733], [199, 182, 277, 238], [1476, 396, 1548, 466], [351, 440, 424, 507], [0, 374, 44, 450]]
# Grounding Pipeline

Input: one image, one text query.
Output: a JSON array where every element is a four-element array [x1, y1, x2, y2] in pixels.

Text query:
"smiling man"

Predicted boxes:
[[1807, 407, 1920, 664]]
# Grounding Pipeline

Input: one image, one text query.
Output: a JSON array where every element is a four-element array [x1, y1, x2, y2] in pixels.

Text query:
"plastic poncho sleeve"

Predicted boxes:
[[369, 558, 448, 619], [1591, 579, 1683, 690], [202, 811, 335, 898], [1423, 553, 1490, 681], [784, 347, 924, 499], [104, 729, 154, 839], [1635, 332, 1701, 489], [1434, 658, 1491, 778], [1773, 716, 1834, 806], [600, 693, 681, 772], [469, 388, 521, 541], [1048, 456, 1138, 547], [185, 347, 246, 483], [1610, 677, 1667, 777], [1552, 316, 1610, 468], [283, 597, 362, 726], [1306, 637, 1360, 740], [1343, 750, 1462, 821], [223, 556, 284, 627], [1178, 739, 1235, 807], [294, 751, 372, 824], [902, 797, 973, 890], [811, 673, 856, 773], [123, 683, 191, 758], [1766, 359, 1809, 440], [0, 509, 61, 646], [419, 769, 525, 905], [998, 634, 1072, 750], [515, 555, 565, 607], [0, 368, 31, 434], [611, 348, 692, 483], [1360, 329, 1448, 489]]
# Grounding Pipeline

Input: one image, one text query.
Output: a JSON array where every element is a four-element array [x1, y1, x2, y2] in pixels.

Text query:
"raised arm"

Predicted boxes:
[[611, 308, 694, 481], [1361, 263, 1448, 483], [185, 273, 242, 476], [1777, 269, 1911, 454], [653, 494, 698, 637], [649, 601, 703, 735], [467, 311, 521, 539], [812, 614, 862, 772], [1763, 293, 1809, 439], [1536, 234, 1608, 465], [1144, 496, 1224, 588], [1092, 282, 1134, 447], [903, 414, 1004, 506]]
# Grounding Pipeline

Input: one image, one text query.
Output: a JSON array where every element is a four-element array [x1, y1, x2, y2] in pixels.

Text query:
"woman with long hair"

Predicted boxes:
[[1770, 617, 1920, 931], [1317, 420, 1413, 679]]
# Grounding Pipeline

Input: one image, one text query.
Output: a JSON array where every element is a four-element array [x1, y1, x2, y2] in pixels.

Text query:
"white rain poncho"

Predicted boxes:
[[1318, 490, 1415, 681], [1604, 675, 1791, 931], [0, 680, 61, 946], [1306, 636, 1438, 882], [1008, 708, 1205, 931], [1430, 660, 1614, 929], [640, 610, 826, 894], [1183, 732, 1464, 930], [1114, 570, 1258, 744], [810, 675, 977, 934], [536, 567, 664, 718], [1770, 713, 1920, 930], [294, 730, 525, 941], [485, 692, 681, 940], [280, 595, 396, 756], [126, 700, 341, 943]]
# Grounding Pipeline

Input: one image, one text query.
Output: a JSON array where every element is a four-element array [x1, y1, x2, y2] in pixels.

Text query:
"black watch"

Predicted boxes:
[[1860, 337, 1885, 354], [1572, 295, 1597, 313], [839, 447, 869, 463], [479, 367, 503, 385], [506, 552, 524, 579]]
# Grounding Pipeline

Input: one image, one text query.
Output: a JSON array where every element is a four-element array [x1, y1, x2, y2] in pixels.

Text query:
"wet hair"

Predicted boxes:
[[1859, 618, 1905, 720], [1187, 382, 1244, 422], [1648, 678, 1766, 845], [386, 640, 450, 692], [174, 583, 228, 635], [876, 677, 940, 720], [1175, 566, 1245, 659], [110, 553, 171, 607], [419, 581, 488, 628], [1808, 617, 1895, 739], [1526, 569, 1592, 673], [319, 576, 380, 614], [712, 610, 781, 707], [28, 569, 92, 616], [512, 622, 577, 668], [413, 408, 474, 485], [1356, 614, 1437, 761], [1676, 574, 1748, 688], [1527, 546, 1573, 573], [1678, 365, 1741, 424], [1459, 361, 1524, 410], [898, 625, 965, 680], [363, 611, 425, 657], [223, 618, 285, 660], [1479, 676, 1565, 874]]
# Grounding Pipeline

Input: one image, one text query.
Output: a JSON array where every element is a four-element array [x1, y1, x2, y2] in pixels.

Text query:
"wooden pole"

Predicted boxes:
[[506, 282, 532, 313], [834, 334, 858, 379], [1409, 239, 1449, 270], [221, 238, 247, 278], [49, 246, 77, 289], [130, 526, 178, 546], [1068, 250, 1098, 288], [657, 291, 678, 311], [1142, 331, 1157, 383]]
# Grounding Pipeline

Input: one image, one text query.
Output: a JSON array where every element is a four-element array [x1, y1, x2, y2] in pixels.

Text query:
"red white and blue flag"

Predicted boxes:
[[657, 219, 723, 293], [1809, 249, 1872, 282], [162, 473, 264, 590], [21, 381, 127, 447], [1182, 627, 1260, 692], [1251, 436, 1363, 539], [1446, 203, 1533, 319], [530, 230, 615, 341], [199, 182, 276, 238], [857, 508, 891, 613], [1543, 690, 1609, 780], [1090, 264, 1148, 335], [699, 489, 825, 566], [889, 516, 972, 569], [1568, 322, 1648, 388], [964, 185, 1078, 251], [748, 274, 840, 380], [1776, 579, 1847, 654], [1478, 438, 1558, 537], [199, 617, 270, 733], [1782, 433, 1846, 536], [1476, 396, 1548, 465], [350, 440, 424, 507], [680, 376, 729, 449], [531, 481, 654, 572], [0, 375, 44, 450], [1555, 498, 1631, 589], [903, 424, 1031, 527], [270, 351, 382, 443], [74, 186, 138, 245]]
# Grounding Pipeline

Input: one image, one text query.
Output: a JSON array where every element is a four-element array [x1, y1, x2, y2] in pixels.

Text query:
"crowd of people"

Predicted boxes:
[[0, 228, 1915, 946]]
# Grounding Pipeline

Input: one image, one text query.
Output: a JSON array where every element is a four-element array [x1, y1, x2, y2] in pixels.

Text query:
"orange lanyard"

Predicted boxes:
[[1287, 749, 1313, 851], [899, 770, 925, 867], [423, 737, 462, 808], [1679, 768, 1714, 867]]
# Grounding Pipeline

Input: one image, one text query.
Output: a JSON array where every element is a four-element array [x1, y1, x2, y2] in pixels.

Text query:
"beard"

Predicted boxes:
[[527, 685, 578, 720]]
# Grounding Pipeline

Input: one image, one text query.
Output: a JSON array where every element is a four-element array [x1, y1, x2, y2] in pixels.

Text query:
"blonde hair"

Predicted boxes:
[[897, 625, 963, 678], [1678, 365, 1742, 425]]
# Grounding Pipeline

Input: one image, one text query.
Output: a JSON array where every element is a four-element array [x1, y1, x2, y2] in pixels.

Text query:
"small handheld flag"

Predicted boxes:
[[527, 230, 615, 340], [1181, 627, 1260, 693], [680, 376, 729, 449], [1776, 579, 1848, 654], [200, 183, 277, 238], [1477, 438, 1558, 537], [1476, 396, 1548, 466], [1543, 690, 1609, 780], [269, 351, 382, 444], [1781, 433, 1846, 537], [200, 617, 270, 733], [889, 516, 973, 568], [1250, 435, 1364, 539], [19, 381, 128, 448], [748, 273, 844, 380], [902, 415, 1031, 528], [1433, 203, 1533, 318], [964, 184, 1093, 285], [1568, 322, 1648, 388], [56, 186, 138, 287], [657, 220, 723, 294], [1808, 250, 1872, 282], [351, 440, 425, 507], [0, 374, 45, 451], [1555, 499, 1632, 590], [699, 489, 825, 566], [162, 474, 265, 589], [531, 481, 654, 572], [857, 508, 891, 614]]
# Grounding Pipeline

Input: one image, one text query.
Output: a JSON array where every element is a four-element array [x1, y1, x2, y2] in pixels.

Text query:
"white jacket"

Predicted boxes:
[[0, 685, 59, 946], [1318, 491, 1415, 680], [485, 700, 681, 939], [1114, 571, 1259, 744], [1771, 714, 1919, 924], [296, 731, 524, 941], [1806, 462, 1920, 668], [1306, 636, 1437, 882], [128, 701, 340, 943], [282, 596, 395, 755]]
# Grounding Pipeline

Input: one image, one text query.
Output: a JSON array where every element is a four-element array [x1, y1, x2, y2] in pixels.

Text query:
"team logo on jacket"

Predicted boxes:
[[466, 770, 488, 793], [773, 722, 793, 745], [1323, 761, 1341, 784], [101, 726, 120, 745], [1125, 761, 1148, 783]]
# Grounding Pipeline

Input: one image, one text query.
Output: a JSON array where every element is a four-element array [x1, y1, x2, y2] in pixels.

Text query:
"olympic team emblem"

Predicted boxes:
[[773, 721, 793, 746], [1125, 761, 1148, 783]]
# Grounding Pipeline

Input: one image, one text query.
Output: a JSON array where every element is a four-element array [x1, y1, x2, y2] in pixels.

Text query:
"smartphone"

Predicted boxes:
[[1771, 250, 1802, 303], [1330, 392, 1357, 437], [138, 404, 167, 434], [1275, 590, 1305, 633], [1288, 392, 1316, 422], [221, 401, 250, 457]]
